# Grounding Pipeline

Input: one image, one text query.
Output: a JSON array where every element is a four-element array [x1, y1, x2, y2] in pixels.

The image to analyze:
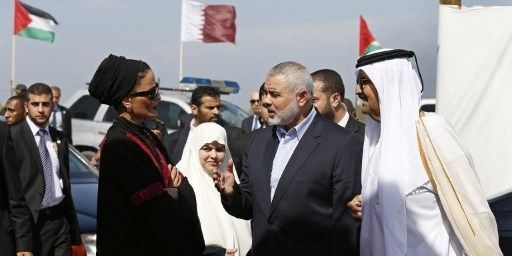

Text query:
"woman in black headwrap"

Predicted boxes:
[[89, 54, 205, 255]]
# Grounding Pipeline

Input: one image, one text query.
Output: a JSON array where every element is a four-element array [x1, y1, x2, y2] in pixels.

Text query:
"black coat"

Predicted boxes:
[[222, 113, 362, 255], [0, 122, 32, 254], [345, 116, 365, 142], [97, 117, 204, 256], [51, 105, 73, 145]]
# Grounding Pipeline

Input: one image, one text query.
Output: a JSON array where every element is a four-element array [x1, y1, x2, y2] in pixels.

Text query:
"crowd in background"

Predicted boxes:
[[0, 50, 503, 256]]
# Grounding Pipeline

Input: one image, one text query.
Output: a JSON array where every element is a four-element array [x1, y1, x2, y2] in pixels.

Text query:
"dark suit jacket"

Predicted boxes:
[[0, 122, 32, 253], [241, 115, 257, 133], [165, 118, 243, 165], [345, 116, 365, 141], [10, 120, 81, 244], [222, 113, 362, 255], [54, 105, 73, 145], [230, 131, 254, 177]]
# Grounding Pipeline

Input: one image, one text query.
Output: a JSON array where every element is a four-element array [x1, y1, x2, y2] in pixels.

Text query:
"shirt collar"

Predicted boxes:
[[26, 116, 49, 136], [276, 107, 316, 140], [338, 112, 350, 127]]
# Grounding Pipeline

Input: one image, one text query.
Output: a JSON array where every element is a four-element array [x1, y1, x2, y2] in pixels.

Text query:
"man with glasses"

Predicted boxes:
[[241, 90, 262, 133], [347, 49, 502, 255]]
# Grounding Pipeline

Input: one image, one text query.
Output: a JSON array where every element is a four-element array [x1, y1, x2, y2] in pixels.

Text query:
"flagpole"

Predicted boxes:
[[11, 35, 16, 96], [179, 41, 184, 81]]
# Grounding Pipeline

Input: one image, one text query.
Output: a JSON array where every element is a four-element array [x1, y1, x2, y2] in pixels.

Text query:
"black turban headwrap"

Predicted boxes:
[[88, 54, 141, 106]]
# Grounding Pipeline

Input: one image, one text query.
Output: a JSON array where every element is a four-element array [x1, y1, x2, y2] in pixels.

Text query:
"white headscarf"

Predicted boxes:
[[176, 122, 251, 256], [358, 50, 428, 255]]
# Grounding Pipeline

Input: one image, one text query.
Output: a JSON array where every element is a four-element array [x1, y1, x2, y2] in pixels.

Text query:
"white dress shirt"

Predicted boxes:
[[337, 112, 349, 128], [26, 117, 64, 208], [270, 108, 316, 200]]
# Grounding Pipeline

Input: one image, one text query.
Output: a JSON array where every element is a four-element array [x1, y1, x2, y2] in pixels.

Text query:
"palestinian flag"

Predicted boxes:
[[14, 0, 58, 43], [359, 15, 381, 56]]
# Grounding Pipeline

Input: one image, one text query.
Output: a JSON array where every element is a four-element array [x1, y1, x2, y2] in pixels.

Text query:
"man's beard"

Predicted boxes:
[[320, 104, 335, 122], [268, 98, 299, 126]]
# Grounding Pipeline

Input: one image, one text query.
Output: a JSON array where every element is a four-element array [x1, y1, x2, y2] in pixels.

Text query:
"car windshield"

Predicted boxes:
[[220, 100, 249, 128]]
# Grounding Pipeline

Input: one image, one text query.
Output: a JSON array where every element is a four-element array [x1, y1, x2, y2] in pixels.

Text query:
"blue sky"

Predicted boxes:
[[0, 0, 509, 110]]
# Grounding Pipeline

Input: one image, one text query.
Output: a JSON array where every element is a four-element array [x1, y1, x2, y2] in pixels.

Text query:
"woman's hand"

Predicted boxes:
[[168, 164, 183, 188], [225, 248, 237, 256], [347, 194, 362, 222]]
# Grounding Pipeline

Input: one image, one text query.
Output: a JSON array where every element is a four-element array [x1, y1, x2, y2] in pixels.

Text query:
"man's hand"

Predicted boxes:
[[347, 194, 362, 222], [16, 252, 33, 256], [212, 160, 235, 196], [225, 248, 237, 256]]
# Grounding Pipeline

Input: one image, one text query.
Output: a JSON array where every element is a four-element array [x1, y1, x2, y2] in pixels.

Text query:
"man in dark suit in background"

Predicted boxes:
[[230, 84, 269, 176], [213, 62, 362, 255], [4, 95, 27, 126], [1, 122, 33, 255], [241, 90, 262, 133], [11, 83, 82, 256], [312, 69, 365, 140], [165, 86, 242, 164], [49, 86, 72, 144]]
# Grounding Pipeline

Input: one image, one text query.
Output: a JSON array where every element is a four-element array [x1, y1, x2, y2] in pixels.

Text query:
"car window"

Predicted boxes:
[[68, 95, 101, 120], [157, 101, 187, 130], [103, 106, 118, 122], [69, 149, 97, 180], [220, 101, 249, 128]]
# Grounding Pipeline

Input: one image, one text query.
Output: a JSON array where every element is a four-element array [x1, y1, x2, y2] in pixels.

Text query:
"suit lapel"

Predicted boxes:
[[269, 115, 323, 216], [49, 128, 68, 181], [21, 121, 45, 175], [256, 128, 279, 218]]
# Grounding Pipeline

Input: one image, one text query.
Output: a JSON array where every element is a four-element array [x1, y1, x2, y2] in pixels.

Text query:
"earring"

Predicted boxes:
[[127, 106, 133, 113]]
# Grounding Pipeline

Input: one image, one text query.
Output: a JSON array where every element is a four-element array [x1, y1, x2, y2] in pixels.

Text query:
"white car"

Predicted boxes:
[[64, 88, 248, 155]]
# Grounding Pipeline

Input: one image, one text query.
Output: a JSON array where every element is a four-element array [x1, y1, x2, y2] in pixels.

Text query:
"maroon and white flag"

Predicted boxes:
[[181, 0, 236, 43]]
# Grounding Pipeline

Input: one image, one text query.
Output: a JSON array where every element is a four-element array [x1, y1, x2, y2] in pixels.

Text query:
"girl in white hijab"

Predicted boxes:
[[177, 122, 251, 256]]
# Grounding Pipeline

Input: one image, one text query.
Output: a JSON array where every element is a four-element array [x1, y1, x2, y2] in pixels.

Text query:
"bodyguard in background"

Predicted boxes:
[[10, 83, 82, 256], [240, 90, 262, 133], [49, 86, 72, 144], [311, 69, 365, 140], [0, 121, 33, 255]]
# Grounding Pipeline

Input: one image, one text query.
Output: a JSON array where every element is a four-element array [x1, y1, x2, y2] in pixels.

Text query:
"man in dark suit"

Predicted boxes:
[[241, 90, 262, 133], [213, 62, 362, 255], [11, 83, 82, 256], [1, 122, 33, 255], [165, 86, 242, 164], [49, 86, 72, 144], [231, 84, 269, 176], [312, 69, 365, 140]]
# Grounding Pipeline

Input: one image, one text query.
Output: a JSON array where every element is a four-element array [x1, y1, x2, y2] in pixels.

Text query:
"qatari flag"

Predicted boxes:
[[181, 0, 236, 43]]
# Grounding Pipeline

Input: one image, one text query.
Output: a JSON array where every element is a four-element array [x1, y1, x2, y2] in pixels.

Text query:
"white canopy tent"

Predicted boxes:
[[437, 5, 512, 198]]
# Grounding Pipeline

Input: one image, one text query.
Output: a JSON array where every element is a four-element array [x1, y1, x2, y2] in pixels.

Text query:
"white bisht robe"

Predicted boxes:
[[357, 50, 501, 256]]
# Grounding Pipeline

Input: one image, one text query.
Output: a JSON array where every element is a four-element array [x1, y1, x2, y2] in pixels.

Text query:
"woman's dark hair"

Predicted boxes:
[[114, 61, 151, 113]]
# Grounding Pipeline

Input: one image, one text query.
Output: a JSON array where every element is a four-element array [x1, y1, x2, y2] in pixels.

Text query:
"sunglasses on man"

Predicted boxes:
[[129, 83, 160, 100]]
